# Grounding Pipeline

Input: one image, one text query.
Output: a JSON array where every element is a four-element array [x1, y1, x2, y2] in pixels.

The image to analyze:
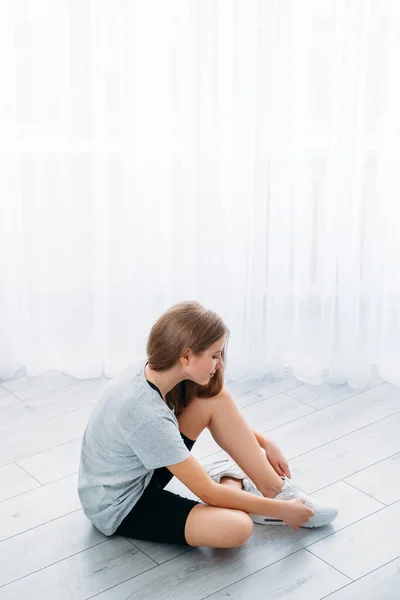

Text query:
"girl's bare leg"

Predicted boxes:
[[178, 387, 285, 548], [184, 502, 254, 547], [177, 387, 285, 499], [184, 478, 253, 548]]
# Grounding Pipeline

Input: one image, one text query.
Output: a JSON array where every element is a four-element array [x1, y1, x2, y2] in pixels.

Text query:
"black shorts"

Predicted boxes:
[[115, 433, 201, 546]]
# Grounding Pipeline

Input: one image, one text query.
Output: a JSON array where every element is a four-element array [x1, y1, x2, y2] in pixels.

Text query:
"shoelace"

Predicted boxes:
[[283, 479, 317, 507], [245, 476, 317, 508]]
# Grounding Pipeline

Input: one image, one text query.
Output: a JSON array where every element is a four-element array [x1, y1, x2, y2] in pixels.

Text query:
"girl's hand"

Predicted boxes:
[[265, 440, 291, 479], [280, 498, 314, 529]]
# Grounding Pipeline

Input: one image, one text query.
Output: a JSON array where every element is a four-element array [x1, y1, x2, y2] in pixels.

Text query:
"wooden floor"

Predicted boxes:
[[1, 368, 400, 599]]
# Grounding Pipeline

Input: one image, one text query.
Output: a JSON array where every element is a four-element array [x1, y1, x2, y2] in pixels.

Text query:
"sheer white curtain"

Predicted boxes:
[[1, 0, 399, 386]]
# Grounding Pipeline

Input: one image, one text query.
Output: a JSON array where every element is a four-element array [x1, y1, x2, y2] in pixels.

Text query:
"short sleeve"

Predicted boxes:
[[121, 416, 191, 470]]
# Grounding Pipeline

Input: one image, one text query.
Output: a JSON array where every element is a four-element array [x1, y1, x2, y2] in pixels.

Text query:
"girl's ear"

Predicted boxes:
[[180, 348, 191, 366]]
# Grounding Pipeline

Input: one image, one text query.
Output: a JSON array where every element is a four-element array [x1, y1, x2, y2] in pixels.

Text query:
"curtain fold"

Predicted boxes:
[[1, 0, 399, 386]]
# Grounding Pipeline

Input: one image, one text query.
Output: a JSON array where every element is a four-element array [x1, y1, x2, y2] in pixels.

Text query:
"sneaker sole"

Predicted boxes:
[[251, 508, 338, 528], [251, 515, 285, 525]]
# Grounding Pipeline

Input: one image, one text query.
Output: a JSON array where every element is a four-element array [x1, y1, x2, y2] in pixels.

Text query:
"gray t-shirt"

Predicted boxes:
[[77, 356, 191, 536]]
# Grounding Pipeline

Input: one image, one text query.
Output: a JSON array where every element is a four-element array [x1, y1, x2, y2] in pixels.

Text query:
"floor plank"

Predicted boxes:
[[0, 370, 80, 400], [288, 412, 400, 493], [206, 549, 350, 600], [266, 383, 400, 460], [285, 381, 381, 410], [0, 474, 80, 541], [227, 374, 303, 409], [307, 501, 400, 580], [0, 510, 106, 588], [344, 453, 400, 505], [0, 386, 20, 411], [238, 393, 315, 434], [0, 378, 108, 436], [319, 556, 400, 600], [125, 536, 193, 566], [0, 537, 156, 600], [0, 405, 93, 467], [16, 438, 82, 484], [0, 462, 41, 502]]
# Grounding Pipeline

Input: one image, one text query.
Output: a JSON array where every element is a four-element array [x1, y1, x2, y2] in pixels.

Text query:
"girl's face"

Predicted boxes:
[[184, 335, 226, 386]]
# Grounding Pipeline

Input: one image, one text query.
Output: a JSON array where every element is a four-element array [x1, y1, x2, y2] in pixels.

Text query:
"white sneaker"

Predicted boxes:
[[204, 458, 338, 528], [204, 458, 247, 483]]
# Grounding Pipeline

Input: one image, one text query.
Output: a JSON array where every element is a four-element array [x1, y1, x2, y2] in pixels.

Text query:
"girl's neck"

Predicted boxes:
[[144, 362, 184, 401]]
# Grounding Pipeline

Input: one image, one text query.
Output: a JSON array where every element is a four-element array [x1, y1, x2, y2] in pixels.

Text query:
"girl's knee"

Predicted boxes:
[[230, 511, 254, 546], [184, 504, 254, 548]]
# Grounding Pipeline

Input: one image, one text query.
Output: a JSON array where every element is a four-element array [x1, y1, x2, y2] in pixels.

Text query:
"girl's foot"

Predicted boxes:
[[204, 458, 338, 528]]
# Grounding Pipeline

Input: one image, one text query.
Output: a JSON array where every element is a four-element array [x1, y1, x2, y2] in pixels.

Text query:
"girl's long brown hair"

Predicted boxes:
[[146, 301, 230, 416]]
